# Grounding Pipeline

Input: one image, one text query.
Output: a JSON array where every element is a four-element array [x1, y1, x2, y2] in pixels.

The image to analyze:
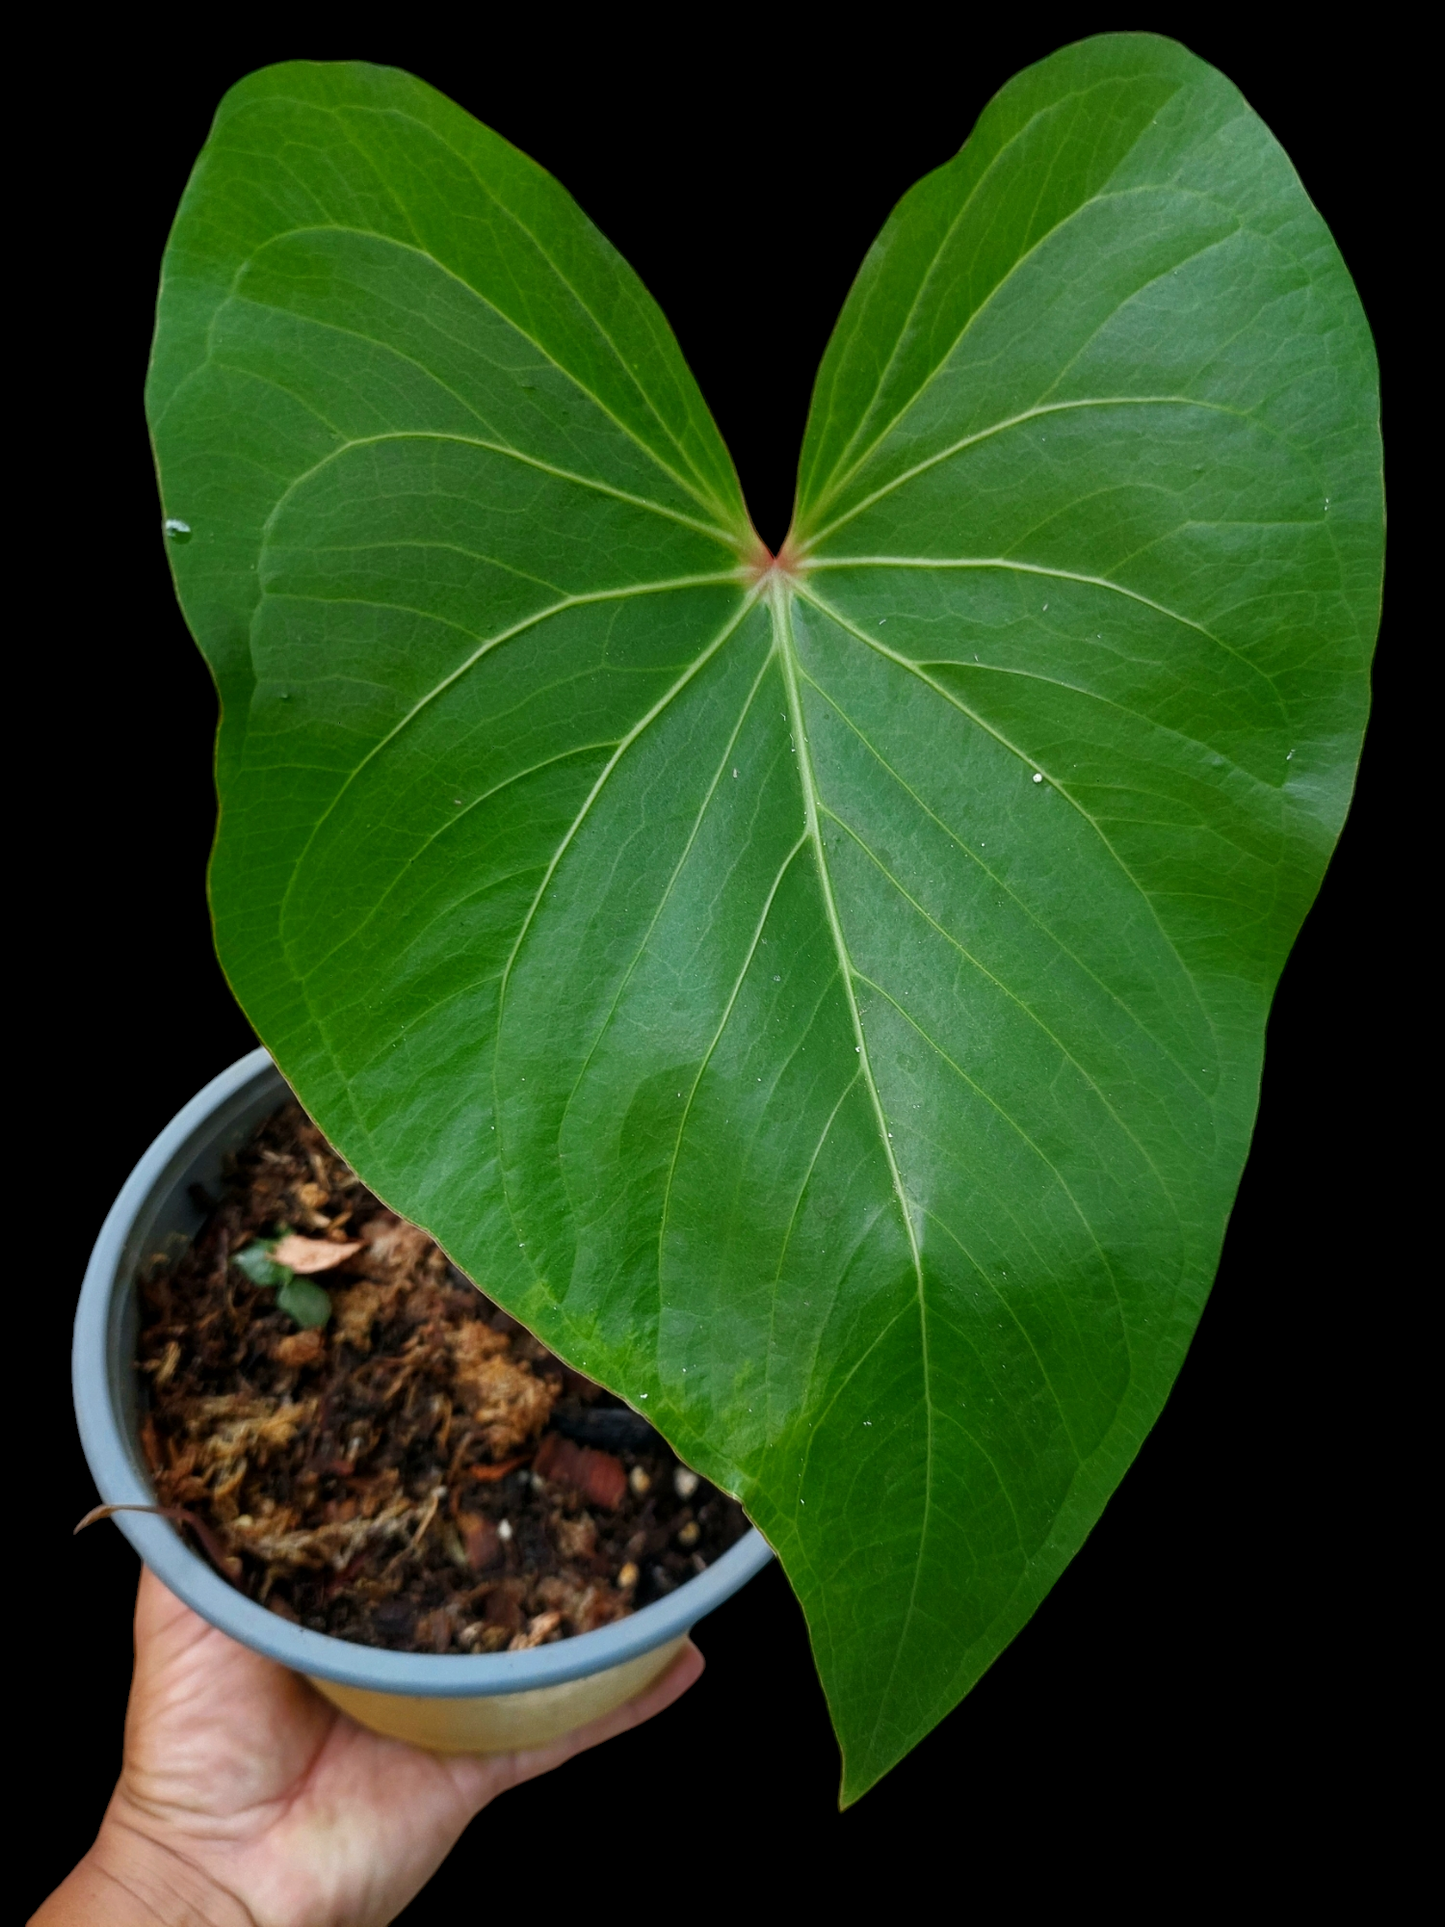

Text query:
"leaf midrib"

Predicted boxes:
[[819, 803, 1183, 1213], [773, 582, 942, 1742]]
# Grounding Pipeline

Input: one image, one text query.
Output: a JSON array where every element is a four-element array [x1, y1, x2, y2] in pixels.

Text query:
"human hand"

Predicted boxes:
[[36, 1566, 704, 1926]]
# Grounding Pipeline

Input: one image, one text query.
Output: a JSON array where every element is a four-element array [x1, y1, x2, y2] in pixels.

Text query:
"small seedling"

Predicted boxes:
[[232, 1237, 332, 1329]]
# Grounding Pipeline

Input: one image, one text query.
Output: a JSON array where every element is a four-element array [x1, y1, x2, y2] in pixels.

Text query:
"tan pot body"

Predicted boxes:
[[307, 1635, 687, 1753]]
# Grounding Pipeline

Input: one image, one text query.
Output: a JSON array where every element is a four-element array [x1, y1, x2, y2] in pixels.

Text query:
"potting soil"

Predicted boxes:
[[134, 1102, 750, 1654]]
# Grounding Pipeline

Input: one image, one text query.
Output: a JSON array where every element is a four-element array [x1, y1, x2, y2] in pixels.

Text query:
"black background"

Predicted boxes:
[[26, 14, 1406, 1917]]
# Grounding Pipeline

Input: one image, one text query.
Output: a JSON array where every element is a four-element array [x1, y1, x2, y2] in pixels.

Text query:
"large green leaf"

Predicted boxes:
[[147, 36, 1381, 1799]]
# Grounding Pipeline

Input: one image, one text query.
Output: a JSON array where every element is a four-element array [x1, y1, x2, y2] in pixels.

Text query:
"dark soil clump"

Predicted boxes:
[[135, 1102, 750, 1654]]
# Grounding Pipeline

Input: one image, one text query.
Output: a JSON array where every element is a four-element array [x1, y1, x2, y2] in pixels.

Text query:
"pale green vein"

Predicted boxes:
[[656, 833, 810, 1279], [804, 394, 1250, 551], [774, 580, 938, 1744], [820, 800, 1181, 1210], [812, 84, 1092, 498], [294, 743, 611, 987], [809, 103, 1193, 516], [237, 164, 732, 521], [802, 553, 1274, 701], [761, 1071, 865, 1442], [275, 573, 744, 950], [257, 424, 738, 546], [795, 667, 1213, 1093], [854, 966, 1127, 1339], [558, 642, 778, 1145], [904, 656, 1287, 797], [219, 250, 731, 536], [775, 590, 924, 1285], [920, 1206, 1089, 1467], [796, 577, 1225, 1052], [493, 597, 759, 1262]]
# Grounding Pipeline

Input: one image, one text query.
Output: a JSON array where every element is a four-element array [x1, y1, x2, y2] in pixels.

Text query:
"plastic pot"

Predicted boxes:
[[73, 1048, 772, 1752]]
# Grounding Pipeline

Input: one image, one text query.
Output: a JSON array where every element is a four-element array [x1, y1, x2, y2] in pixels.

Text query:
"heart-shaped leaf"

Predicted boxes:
[[148, 36, 1381, 1798]]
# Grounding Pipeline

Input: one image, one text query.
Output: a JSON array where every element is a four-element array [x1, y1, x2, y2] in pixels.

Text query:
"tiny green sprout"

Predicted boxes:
[[232, 1236, 332, 1329], [231, 1241, 290, 1289], [275, 1276, 332, 1330]]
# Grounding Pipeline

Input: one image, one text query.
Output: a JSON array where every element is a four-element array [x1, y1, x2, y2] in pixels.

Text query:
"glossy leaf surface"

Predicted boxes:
[[147, 37, 1381, 1797]]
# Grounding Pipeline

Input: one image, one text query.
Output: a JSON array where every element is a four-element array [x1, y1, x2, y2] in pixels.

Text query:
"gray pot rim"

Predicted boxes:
[[73, 1046, 773, 1698]]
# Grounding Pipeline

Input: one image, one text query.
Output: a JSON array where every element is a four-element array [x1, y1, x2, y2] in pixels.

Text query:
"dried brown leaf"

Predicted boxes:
[[270, 1233, 363, 1274]]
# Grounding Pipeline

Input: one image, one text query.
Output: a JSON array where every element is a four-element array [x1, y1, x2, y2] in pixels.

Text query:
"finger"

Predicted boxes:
[[468, 1639, 706, 1798], [132, 1565, 278, 1687], [126, 1567, 338, 1775], [133, 1564, 213, 1649]]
